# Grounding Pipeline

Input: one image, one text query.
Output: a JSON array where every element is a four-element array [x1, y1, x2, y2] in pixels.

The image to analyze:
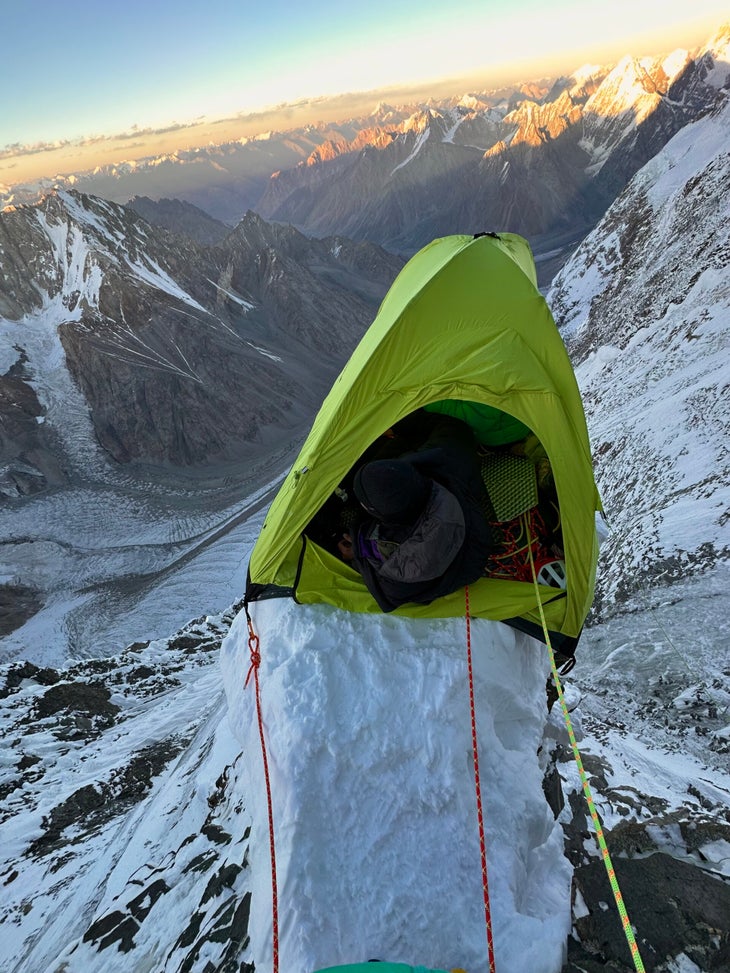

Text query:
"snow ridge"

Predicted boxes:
[[222, 601, 571, 973], [550, 97, 730, 611]]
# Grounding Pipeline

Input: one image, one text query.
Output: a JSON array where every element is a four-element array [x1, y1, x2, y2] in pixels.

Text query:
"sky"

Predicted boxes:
[[1, 0, 727, 184]]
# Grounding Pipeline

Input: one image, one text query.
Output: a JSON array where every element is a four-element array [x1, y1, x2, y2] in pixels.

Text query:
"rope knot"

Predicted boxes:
[[245, 620, 261, 688]]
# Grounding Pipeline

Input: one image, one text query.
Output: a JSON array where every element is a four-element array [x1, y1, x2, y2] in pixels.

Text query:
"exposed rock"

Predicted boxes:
[[34, 680, 120, 720], [1, 659, 60, 693], [125, 195, 231, 244], [567, 853, 730, 971], [0, 190, 404, 477], [0, 344, 67, 500], [0, 583, 44, 636], [552, 731, 730, 972]]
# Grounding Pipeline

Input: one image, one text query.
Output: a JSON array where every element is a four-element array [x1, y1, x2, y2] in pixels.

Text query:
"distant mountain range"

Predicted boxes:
[[254, 26, 729, 264], [3, 24, 728, 281]]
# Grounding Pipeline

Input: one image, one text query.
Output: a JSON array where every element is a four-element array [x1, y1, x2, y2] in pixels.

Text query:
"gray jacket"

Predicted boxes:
[[363, 482, 466, 583]]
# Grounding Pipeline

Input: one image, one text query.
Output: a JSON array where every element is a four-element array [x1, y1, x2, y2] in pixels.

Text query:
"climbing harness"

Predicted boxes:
[[245, 609, 280, 973], [521, 513, 647, 973], [464, 585, 497, 973]]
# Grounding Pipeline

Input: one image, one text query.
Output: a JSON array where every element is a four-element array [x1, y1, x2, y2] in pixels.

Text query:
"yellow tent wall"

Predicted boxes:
[[247, 233, 601, 646]]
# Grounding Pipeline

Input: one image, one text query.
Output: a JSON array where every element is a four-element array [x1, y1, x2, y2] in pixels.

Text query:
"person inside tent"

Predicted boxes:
[[337, 414, 496, 612]]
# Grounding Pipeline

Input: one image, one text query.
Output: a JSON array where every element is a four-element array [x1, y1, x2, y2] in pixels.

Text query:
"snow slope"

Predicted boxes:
[[221, 601, 572, 973], [549, 96, 730, 614], [0, 612, 252, 973], [2, 566, 728, 973]]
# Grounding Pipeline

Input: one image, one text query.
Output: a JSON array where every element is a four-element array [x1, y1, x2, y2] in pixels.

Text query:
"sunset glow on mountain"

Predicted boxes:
[[1, 0, 726, 191]]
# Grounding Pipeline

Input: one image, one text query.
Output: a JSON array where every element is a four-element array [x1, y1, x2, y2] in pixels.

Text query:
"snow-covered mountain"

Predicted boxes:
[[4, 23, 727, 281], [0, 190, 402, 481], [255, 103, 507, 251], [256, 25, 730, 266], [0, 608, 255, 973], [0, 192, 403, 661], [550, 93, 730, 618], [1, 31, 730, 973]]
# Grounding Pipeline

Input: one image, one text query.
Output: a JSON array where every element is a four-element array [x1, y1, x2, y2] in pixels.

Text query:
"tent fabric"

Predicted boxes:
[[246, 232, 601, 648], [425, 399, 531, 445]]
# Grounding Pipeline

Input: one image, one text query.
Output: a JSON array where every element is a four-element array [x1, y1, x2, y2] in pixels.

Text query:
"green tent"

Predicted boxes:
[[246, 233, 601, 654]]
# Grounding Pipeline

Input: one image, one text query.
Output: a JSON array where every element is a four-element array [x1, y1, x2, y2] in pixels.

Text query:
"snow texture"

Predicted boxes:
[[0, 618, 249, 973], [549, 97, 730, 611], [221, 600, 572, 973]]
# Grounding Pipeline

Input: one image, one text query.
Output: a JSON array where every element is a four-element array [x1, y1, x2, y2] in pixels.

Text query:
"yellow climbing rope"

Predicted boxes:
[[522, 513, 646, 973]]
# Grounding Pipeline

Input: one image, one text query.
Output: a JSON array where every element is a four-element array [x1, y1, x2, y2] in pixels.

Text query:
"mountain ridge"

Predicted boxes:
[[551, 93, 730, 618], [255, 25, 729, 262], [0, 191, 404, 492], [4, 23, 727, 249]]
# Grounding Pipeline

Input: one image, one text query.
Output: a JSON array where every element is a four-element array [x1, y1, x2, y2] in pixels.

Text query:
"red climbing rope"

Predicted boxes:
[[245, 612, 280, 973], [465, 585, 497, 973]]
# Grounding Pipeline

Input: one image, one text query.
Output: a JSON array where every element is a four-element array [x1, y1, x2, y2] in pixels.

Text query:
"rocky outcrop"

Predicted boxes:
[[543, 607, 730, 973], [0, 191, 404, 480], [559, 785, 730, 971]]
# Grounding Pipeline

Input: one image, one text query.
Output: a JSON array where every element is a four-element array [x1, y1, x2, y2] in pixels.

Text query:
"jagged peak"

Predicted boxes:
[[696, 22, 730, 89], [229, 209, 306, 252], [661, 47, 692, 77], [457, 92, 491, 111], [237, 209, 268, 229], [544, 64, 608, 104], [569, 63, 609, 89], [401, 108, 435, 133], [580, 48, 690, 120]]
